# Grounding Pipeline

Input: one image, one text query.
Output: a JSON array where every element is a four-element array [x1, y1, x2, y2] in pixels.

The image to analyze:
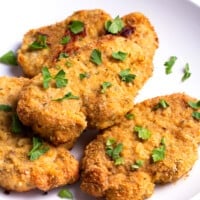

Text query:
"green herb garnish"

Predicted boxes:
[[58, 188, 73, 199], [181, 63, 191, 82], [112, 51, 128, 61], [0, 104, 12, 112], [65, 61, 72, 68], [152, 137, 166, 162], [90, 49, 102, 65], [28, 137, 49, 161], [69, 21, 84, 34], [119, 68, 136, 83], [101, 82, 112, 93], [125, 113, 134, 120], [11, 113, 23, 134], [42, 67, 68, 89], [134, 126, 151, 140], [105, 138, 124, 165], [54, 92, 79, 101], [58, 52, 69, 60], [29, 34, 48, 50], [60, 36, 71, 45], [192, 112, 200, 120], [0, 51, 18, 66], [79, 72, 89, 80], [164, 56, 177, 74], [105, 16, 124, 34], [188, 100, 200, 109], [131, 160, 144, 170], [152, 99, 169, 110]]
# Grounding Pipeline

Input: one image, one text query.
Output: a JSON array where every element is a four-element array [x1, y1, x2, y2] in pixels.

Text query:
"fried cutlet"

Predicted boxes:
[[0, 77, 79, 192], [17, 9, 112, 77], [80, 93, 200, 200], [17, 35, 149, 146]]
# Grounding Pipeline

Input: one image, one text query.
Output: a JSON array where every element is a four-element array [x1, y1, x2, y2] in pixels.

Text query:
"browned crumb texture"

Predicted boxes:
[[17, 9, 112, 77], [0, 77, 79, 192], [80, 93, 199, 200]]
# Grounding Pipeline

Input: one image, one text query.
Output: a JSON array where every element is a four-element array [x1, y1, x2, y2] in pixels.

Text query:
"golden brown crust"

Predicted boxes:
[[17, 9, 112, 77], [0, 77, 79, 192], [80, 93, 199, 199]]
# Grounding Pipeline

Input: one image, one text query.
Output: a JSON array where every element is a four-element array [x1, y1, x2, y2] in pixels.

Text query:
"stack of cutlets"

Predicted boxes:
[[0, 9, 199, 200]]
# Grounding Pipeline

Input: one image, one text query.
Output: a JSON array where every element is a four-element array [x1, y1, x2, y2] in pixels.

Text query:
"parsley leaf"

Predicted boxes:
[[125, 113, 134, 120], [42, 67, 52, 89], [79, 72, 89, 80], [152, 99, 169, 110], [101, 82, 112, 93], [134, 126, 151, 140], [105, 16, 124, 34], [54, 92, 79, 101], [181, 63, 191, 82], [0, 104, 12, 112], [42, 68, 67, 89], [152, 138, 166, 162], [90, 49, 102, 65], [11, 113, 23, 134], [112, 51, 128, 61], [131, 160, 144, 170], [54, 70, 68, 88], [119, 68, 136, 83], [58, 52, 69, 60], [29, 34, 48, 50], [105, 138, 124, 165], [69, 21, 84, 34], [0, 51, 18, 66], [58, 188, 73, 199], [192, 112, 200, 120], [60, 36, 71, 45], [164, 56, 177, 74], [28, 137, 49, 161], [188, 100, 200, 109]]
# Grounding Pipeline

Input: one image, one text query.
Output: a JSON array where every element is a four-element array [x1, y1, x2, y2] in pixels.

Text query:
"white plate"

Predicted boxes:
[[0, 0, 200, 199]]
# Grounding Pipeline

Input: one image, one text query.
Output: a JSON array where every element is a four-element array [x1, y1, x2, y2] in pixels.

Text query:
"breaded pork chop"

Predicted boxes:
[[17, 9, 111, 77], [81, 93, 200, 200], [0, 77, 79, 192], [17, 35, 151, 146]]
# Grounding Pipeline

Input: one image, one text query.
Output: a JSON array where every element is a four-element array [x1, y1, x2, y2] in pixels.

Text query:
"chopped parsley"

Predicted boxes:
[[58, 52, 69, 60], [152, 137, 166, 162], [58, 188, 73, 199], [0, 104, 12, 112], [79, 72, 89, 80], [125, 113, 134, 120], [105, 138, 124, 165], [119, 68, 136, 83], [29, 34, 48, 50], [112, 51, 128, 61], [65, 61, 72, 68], [0, 51, 18, 66], [54, 92, 79, 101], [192, 112, 200, 120], [90, 49, 102, 65], [101, 82, 112, 93], [105, 16, 124, 34], [60, 35, 71, 45], [164, 56, 177, 74], [69, 20, 84, 34], [11, 113, 23, 134], [181, 63, 191, 82], [134, 126, 151, 140], [188, 100, 200, 109], [42, 67, 68, 89], [131, 160, 144, 170], [28, 137, 49, 161], [152, 99, 169, 110]]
